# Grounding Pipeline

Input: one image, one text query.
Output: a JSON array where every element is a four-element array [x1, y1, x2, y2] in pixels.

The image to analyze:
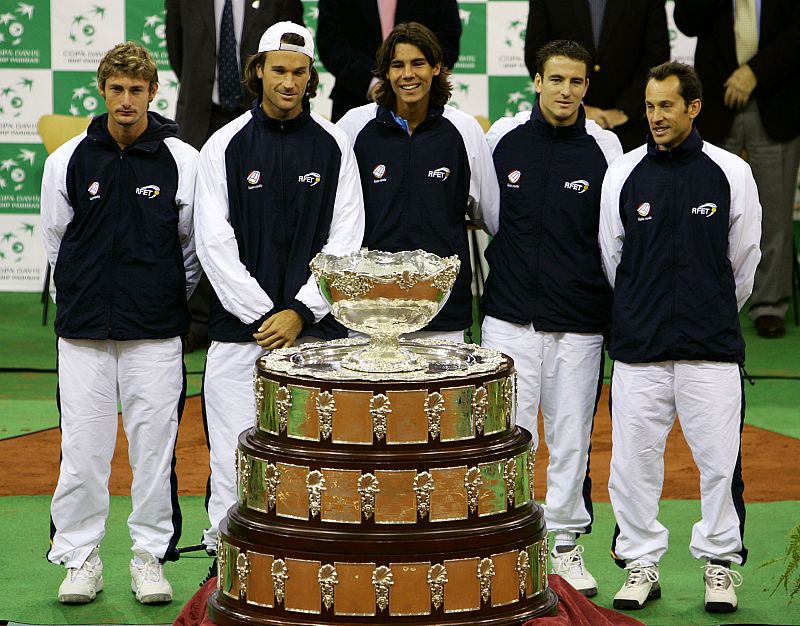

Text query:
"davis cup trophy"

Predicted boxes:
[[209, 249, 557, 625]]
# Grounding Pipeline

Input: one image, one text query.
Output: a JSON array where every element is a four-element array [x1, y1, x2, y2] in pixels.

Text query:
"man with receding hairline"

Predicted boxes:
[[599, 61, 761, 613]]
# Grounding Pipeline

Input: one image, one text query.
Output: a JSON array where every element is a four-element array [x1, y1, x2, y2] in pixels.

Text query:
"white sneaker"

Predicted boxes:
[[130, 550, 173, 604], [704, 561, 742, 613], [613, 562, 660, 610], [550, 544, 598, 597], [58, 550, 103, 604]]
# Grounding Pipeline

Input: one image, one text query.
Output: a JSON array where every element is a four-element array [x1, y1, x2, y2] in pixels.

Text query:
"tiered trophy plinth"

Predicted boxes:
[[209, 339, 558, 625]]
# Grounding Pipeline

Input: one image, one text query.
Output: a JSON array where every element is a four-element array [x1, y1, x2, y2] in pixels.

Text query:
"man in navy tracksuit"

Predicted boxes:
[[481, 40, 622, 597], [41, 42, 200, 605], [599, 61, 761, 612], [336, 22, 499, 343], [194, 22, 364, 560]]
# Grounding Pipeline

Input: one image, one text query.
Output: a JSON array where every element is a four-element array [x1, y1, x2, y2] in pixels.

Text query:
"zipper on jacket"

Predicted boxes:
[[531, 132, 555, 323], [402, 131, 414, 246], [667, 159, 677, 355], [107, 150, 124, 336]]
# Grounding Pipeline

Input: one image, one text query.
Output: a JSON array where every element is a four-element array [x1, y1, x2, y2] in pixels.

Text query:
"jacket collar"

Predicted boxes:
[[87, 112, 177, 153], [646, 126, 704, 162], [528, 99, 587, 139], [375, 103, 444, 131], [251, 98, 312, 130]]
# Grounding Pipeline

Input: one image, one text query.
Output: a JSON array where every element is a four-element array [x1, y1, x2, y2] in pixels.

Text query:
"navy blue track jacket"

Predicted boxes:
[[599, 128, 762, 364], [336, 103, 499, 333], [40, 112, 200, 340], [483, 103, 622, 333], [194, 102, 365, 343]]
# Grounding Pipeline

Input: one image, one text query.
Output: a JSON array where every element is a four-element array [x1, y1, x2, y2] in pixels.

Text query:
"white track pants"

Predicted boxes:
[[481, 316, 603, 535], [202, 341, 264, 549], [609, 360, 746, 566], [49, 337, 184, 569], [202, 338, 321, 548]]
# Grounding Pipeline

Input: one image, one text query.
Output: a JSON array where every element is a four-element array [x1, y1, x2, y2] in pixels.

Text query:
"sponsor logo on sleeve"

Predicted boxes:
[[135, 184, 160, 198], [427, 166, 450, 181], [246, 170, 262, 189], [299, 171, 321, 187], [564, 179, 589, 194], [507, 169, 521, 188], [637, 202, 652, 221], [88, 180, 100, 199], [372, 163, 387, 183], [691, 202, 717, 217]]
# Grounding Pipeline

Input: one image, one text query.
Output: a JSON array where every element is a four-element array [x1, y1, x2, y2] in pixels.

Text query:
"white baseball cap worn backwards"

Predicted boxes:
[[257, 21, 314, 59]]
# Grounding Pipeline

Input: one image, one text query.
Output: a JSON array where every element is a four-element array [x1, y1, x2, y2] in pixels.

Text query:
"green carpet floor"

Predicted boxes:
[[0, 292, 206, 440], [2, 292, 799, 440], [0, 497, 797, 626]]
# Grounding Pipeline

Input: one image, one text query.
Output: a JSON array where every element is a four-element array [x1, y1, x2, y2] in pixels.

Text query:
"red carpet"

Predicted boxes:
[[175, 575, 643, 626]]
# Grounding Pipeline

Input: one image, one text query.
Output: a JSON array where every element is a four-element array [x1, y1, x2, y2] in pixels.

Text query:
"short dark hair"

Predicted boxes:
[[647, 61, 703, 105], [373, 22, 452, 110], [243, 33, 319, 99], [535, 40, 591, 77]]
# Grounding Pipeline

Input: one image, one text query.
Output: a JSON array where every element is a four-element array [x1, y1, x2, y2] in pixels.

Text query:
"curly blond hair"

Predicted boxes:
[[97, 41, 158, 91]]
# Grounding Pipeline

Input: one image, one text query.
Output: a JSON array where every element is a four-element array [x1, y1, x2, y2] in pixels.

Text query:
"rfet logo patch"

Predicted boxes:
[[298, 171, 321, 187], [135, 184, 160, 198], [691, 202, 717, 218], [427, 166, 450, 181], [564, 179, 589, 194]]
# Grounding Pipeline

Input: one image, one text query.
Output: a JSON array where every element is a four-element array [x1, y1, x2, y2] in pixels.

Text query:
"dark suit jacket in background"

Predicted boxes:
[[317, 0, 461, 122], [673, 0, 800, 145], [524, 0, 669, 151], [165, 0, 304, 149]]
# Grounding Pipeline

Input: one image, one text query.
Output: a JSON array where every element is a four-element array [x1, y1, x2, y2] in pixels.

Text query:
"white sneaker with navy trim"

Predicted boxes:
[[704, 561, 742, 613], [551, 544, 598, 597], [613, 562, 660, 610]]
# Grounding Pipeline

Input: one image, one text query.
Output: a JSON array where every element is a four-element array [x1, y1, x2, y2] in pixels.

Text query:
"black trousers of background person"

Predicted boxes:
[[186, 103, 248, 352]]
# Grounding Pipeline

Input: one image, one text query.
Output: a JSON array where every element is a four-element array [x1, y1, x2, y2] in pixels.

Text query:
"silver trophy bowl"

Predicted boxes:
[[310, 249, 460, 372]]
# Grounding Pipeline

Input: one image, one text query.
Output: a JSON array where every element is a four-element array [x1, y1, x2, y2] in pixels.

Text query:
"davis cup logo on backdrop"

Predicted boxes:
[[691, 202, 717, 217], [504, 19, 525, 49], [70, 80, 99, 116], [0, 76, 32, 118], [453, 3, 486, 74], [69, 6, 106, 46], [504, 83, 536, 117], [564, 179, 589, 194], [428, 167, 450, 181], [0, 3, 35, 47], [151, 75, 178, 115], [299, 172, 321, 187], [53, 1, 120, 70], [0, 221, 34, 264], [139, 12, 166, 49], [0, 148, 35, 191], [448, 81, 470, 109]]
